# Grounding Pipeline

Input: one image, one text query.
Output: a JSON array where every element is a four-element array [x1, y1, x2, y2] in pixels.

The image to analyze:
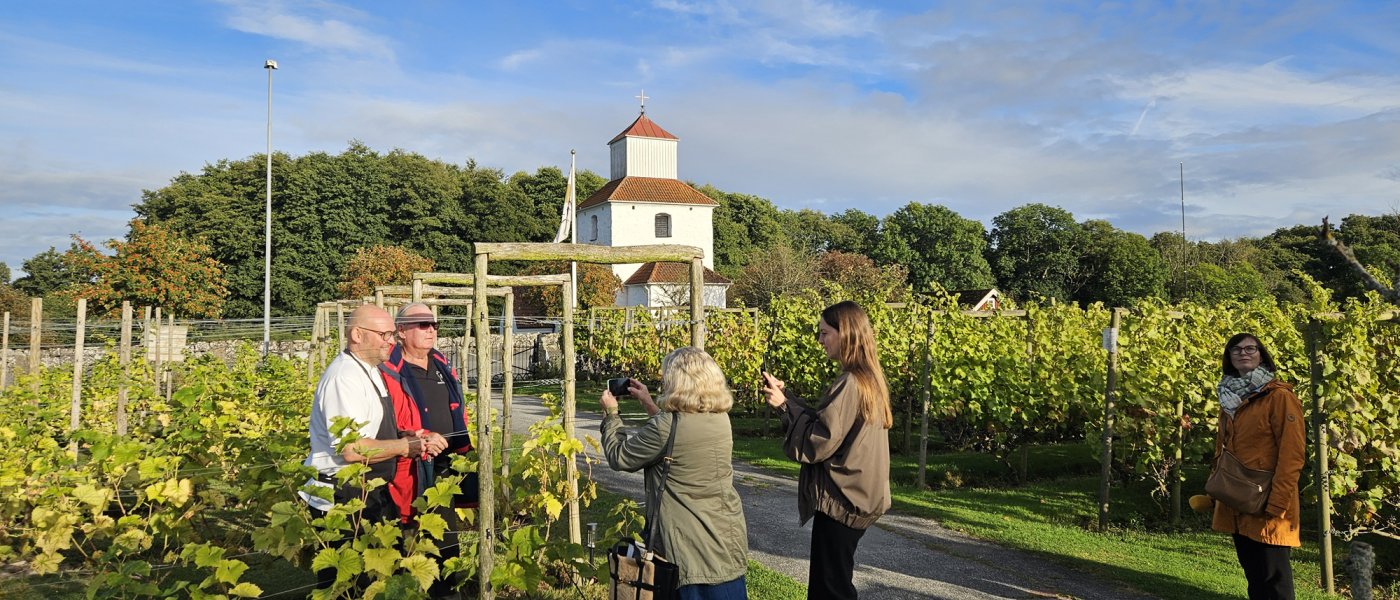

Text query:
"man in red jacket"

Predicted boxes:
[[380, 302, 476, 519], [381, 302, 477, 598]]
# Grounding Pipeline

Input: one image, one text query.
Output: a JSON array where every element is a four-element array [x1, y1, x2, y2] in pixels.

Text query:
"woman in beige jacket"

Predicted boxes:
[[763, 300, 892, 600]]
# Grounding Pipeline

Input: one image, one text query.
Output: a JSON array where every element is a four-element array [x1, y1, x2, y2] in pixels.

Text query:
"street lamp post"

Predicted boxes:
[[263, 59, 277, 358]]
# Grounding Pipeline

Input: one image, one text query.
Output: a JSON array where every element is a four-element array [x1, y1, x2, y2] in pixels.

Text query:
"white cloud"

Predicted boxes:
[[218, 0, 393, 59]]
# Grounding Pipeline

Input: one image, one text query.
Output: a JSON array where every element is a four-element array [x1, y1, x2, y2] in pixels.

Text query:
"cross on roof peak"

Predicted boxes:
[[636, 89, 649, 114]]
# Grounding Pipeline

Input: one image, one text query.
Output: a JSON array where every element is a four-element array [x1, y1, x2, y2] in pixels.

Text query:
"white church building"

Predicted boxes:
[[576, 109, 731, 307]]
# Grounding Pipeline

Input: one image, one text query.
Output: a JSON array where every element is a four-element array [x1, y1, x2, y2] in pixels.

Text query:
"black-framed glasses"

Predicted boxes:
[[1229, 345, 1259, 356], [355, 326, 396, 342], [402, 322, 439, 331]]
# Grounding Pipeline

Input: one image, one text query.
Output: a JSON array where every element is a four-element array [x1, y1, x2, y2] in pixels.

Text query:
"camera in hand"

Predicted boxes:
[[607, 377, 632, 398]]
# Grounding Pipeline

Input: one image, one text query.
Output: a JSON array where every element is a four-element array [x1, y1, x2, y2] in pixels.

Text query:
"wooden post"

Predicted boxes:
[[1308, 318, 1334, 593], [336, 304, 346, 348], [690, 257, 704, 349], [70, 298, 87, 448], [117, 302, 132, 436], [305, 309, 317, 383], [1098, 308, 1122, 531], [563, 272, 580, 545], [1170, 317, 1181, 523], [916, 308, 933, 489], [1, 311, 9, 391], [374, 290, 384, 308], [164, 313, 175, 402], [412, 278, 423, 302], [152, 307, 163, 398], [472, 252, 495, 600], [501, 293, 515, 488], [29, 297, 42, 398]]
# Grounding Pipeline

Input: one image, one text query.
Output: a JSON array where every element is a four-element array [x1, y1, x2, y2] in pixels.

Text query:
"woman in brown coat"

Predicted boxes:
[[762, 300, 892, 600], [1209, 333, 1306, 600]]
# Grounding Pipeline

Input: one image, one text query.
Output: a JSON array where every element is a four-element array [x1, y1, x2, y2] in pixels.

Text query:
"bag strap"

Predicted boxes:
[[642, 412, 679, 550]]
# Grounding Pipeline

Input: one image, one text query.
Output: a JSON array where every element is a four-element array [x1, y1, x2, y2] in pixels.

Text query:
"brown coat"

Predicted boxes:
[[1210, 379, 1306, 547], [779, 373, 891, 530]]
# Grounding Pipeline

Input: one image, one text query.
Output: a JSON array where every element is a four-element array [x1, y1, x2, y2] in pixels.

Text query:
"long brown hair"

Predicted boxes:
[[821, 301, 892, 429]]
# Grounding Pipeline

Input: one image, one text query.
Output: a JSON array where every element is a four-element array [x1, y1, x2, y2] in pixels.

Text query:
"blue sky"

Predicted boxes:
[[3, 1, 1399, 278]]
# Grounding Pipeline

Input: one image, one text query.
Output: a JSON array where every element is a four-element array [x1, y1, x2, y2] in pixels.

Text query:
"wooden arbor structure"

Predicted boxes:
[[467, 242, 706, 600]]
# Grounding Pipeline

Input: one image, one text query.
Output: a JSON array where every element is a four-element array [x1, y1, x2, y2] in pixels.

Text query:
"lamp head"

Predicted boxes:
[[264, 59, 278, 70]]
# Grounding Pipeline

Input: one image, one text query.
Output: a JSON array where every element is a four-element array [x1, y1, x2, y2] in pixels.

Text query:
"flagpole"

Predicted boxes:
[[568, 150, 578, 310]]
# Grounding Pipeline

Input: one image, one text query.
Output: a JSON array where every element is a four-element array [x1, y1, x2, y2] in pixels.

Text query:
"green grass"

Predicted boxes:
[[732, 430, 1365, 600]]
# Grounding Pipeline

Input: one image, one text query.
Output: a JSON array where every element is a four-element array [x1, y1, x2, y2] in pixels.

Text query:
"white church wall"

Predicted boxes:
[[604, 202, 714, 284], [637, 284, 729, 308], [576, 205, 613, 246]]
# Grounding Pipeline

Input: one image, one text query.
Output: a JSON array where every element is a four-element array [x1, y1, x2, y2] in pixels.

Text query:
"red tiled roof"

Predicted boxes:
[[577, 176, 718, 210], [623, 262, 732, 286], [609, 114, 678, 144]]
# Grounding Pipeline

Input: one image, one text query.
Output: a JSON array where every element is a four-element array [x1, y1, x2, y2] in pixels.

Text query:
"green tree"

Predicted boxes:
[[816, 251, 909, 302], [1176, 262, 1270, 305], [986, 204, 1084, 302], [730, 244, 819, 308], [337, 245, 436, 300], [828, 209, 880, 256], [701, 186, 784, 275], [12, 247, 83, 297], [0, 262, 9, 284], [872, 202, 993, 293], [63, 220, 229, 318], [135, 143, 604, 318], [1072, 220, 1166, 307]]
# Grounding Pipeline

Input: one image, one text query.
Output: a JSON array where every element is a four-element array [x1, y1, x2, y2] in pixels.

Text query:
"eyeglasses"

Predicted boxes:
[[1229, 345, 1259, 356], [401, 322, 439, 331], [355, 326, 396, 342]]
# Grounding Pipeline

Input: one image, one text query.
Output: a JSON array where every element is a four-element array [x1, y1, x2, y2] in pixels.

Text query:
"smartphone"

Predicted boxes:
[[607, 377, 631, 398]]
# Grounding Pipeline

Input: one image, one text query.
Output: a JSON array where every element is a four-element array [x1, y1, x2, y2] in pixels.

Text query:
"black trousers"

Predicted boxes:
[[1232, 533, 1295, 600], [808, 512, 866, 600]]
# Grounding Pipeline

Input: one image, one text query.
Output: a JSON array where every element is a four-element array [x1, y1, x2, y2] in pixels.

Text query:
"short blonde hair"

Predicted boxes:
[[658, 347, 733, 414]]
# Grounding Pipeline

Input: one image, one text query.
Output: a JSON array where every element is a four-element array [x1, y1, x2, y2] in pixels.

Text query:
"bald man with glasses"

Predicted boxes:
[[301, 304, 448, 518]]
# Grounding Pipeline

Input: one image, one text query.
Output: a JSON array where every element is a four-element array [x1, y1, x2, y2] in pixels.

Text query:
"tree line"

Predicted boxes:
[[1, 141, 1395, 319]]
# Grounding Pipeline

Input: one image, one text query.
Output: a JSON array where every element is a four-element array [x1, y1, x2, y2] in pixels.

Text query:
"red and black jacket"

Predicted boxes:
[[379, 344, 474, 520]]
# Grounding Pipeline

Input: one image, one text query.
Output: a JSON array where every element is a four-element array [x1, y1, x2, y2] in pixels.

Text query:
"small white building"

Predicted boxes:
[[576, 110, 731, 307]]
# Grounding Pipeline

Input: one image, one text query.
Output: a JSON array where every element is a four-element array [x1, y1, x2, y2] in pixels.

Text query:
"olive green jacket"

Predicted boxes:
[[600, 410, 748, 587]]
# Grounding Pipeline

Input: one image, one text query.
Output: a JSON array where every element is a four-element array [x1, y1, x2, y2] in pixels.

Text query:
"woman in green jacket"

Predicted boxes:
[[600, 346, 749, 599], [763, 300, 892, 600]]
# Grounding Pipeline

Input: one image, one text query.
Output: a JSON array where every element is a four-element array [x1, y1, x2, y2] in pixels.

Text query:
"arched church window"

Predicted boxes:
[[655, 213, 672, 238], [590, 215, 598, 241]]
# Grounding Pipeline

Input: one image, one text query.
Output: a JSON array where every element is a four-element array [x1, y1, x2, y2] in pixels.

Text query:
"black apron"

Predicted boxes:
[[329, 350, 400, 520]]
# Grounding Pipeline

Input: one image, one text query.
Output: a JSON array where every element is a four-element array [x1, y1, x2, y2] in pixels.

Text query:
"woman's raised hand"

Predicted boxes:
[[627, 378, 654, 404], [762, 372, 786, 409], [629, 379, 661, 417]]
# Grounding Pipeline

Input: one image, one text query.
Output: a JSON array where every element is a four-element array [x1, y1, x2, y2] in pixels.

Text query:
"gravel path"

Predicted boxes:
[[495, 393, 1158, 599]]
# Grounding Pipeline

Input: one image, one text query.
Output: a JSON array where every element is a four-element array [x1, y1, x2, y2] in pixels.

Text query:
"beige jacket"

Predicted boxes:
[[780, 373, 891, 530], [1210, 379, 1306, 547], [600, 410, 748, 587]]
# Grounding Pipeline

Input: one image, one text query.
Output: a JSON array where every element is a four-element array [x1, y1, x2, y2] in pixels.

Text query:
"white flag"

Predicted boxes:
[[552, 153, 576, 243]]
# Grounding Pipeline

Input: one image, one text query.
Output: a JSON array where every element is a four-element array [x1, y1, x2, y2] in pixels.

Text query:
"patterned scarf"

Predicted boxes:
[[1217, 366, 1274, 418]]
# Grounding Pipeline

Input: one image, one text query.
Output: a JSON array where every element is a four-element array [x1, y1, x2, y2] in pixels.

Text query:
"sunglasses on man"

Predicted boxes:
[[400, 321, 439, 331]]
